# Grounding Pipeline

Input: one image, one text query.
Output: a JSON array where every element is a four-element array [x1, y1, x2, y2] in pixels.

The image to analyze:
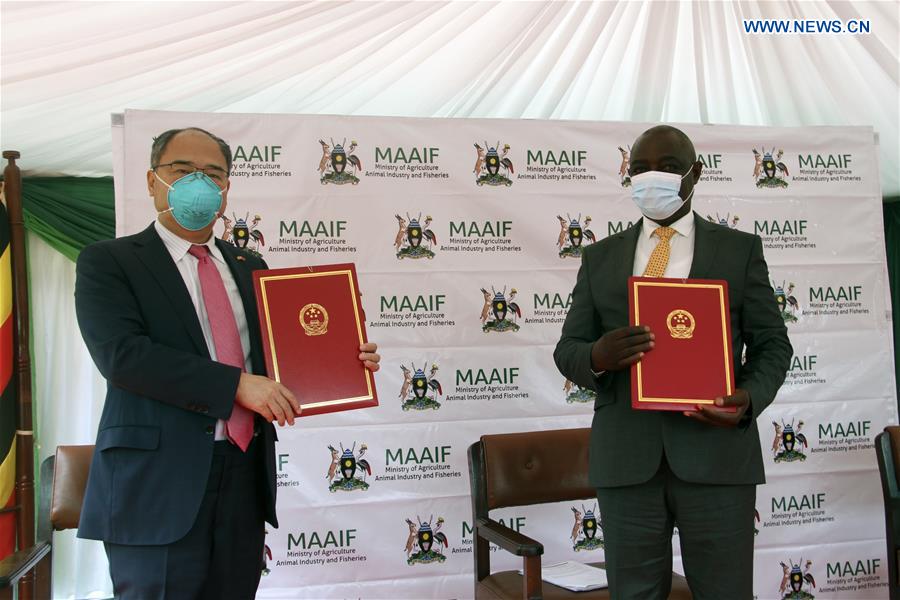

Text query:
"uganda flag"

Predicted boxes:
[[0, 199, 16, 559]]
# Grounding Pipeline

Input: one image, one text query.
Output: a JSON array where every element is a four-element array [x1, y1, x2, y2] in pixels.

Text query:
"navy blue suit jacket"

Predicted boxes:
[[74, 224, 278, 545]]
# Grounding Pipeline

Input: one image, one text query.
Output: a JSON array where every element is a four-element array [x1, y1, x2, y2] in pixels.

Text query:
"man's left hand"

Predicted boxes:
[[359, 342, 381, 372], [683, 388, 750, 427]]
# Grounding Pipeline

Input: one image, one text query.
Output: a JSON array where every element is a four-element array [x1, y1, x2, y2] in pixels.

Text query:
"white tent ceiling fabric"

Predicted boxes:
[[1, 0, 898, 195]]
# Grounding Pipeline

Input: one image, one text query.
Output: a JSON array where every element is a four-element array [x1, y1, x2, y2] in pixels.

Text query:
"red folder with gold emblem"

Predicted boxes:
[[628, 276, 735, 412], [253, 263, 378, 417]]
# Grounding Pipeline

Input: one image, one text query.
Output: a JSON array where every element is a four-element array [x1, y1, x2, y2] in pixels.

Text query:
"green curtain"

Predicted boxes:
[[20, 177, 114, 261], [12, 176, 900, 399], [885, 200, 900, 398]]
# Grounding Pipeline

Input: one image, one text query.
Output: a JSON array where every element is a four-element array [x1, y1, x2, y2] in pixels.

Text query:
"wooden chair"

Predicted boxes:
[[875, 426, 900, 600], [0, 445, 94, 598], [467, 428, 691, 600]]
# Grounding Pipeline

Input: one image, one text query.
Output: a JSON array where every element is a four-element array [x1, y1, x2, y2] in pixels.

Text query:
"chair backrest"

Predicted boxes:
[[49, 445, 93, 531], [875, 427, 900, 599], [888, 428, 900, 490], [0, 445, 94, 593], [475, 428, 592, 511]]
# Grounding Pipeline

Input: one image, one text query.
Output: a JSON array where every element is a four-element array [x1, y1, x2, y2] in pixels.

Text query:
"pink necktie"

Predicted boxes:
[[188, 245, 254, 451]]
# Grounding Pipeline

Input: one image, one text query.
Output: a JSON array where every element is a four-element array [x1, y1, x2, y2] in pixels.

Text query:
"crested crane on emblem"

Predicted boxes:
[[326, 442, 371, 492], [319, 137, 361, 185], [248, 215, 265, 248], [779, 558, 816, 599], [753, 146, 789, 188], [481, 286, 521, 333], [405, 515, 448, 565], [221, 212, 264, 258], [474, 141, 514, 186], [773, 280, 801, 323], [557, 213, 596, 258], [395, 212, 437, 259], [772, 419, 808, 463], [399, 362, 442, 411]]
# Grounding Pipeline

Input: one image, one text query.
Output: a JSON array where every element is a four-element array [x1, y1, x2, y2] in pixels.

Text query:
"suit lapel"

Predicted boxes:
[[217, 240, 266, 375], [132, 225, 209, 356], [688, 213, 720, 279], [612, 218, 642, 292]]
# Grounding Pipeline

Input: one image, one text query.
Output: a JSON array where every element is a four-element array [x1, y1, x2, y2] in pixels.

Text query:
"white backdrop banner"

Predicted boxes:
[[114, 110, 896, 600]]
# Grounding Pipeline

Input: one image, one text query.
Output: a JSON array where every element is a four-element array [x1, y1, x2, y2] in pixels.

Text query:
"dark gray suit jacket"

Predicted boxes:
[[554, 213, 792, 488], [74, 224, 278, 545]]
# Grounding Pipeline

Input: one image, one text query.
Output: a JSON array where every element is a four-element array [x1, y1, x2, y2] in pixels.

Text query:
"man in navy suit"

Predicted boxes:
[[75, 127, 380, 599]]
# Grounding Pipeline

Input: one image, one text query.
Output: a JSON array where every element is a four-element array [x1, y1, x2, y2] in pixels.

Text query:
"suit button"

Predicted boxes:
[[205, 425, 214, 434]]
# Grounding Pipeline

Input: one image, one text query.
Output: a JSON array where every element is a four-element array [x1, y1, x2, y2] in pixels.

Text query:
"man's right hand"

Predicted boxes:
[[235, 373, 302, 426], [590, 326, 655, 372]]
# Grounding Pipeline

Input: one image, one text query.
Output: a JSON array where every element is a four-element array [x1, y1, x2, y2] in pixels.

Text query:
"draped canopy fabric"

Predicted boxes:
[[1, 3, 899, 598], [1, 0, 898, 196]]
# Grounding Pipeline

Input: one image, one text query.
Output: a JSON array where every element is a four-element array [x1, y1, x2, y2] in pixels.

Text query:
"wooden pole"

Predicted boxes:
[[3, 151, 36, 600]]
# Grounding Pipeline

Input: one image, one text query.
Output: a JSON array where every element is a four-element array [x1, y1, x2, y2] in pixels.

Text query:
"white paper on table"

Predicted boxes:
[[517, 561, 609, 592]]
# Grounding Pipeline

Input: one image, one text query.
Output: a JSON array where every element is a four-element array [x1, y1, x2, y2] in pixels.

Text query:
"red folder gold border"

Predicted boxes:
[[255, 264, 377, 415], [629, 277, 735, 411]]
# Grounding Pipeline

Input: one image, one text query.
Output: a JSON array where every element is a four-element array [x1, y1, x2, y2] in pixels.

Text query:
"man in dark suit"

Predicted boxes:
[[554, 125, 791, 599], [75, 127, 380, 599]]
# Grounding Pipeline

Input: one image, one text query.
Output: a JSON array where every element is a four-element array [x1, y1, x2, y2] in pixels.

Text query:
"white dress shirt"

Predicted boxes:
[[592, 211, 698, 378], [632, 211, 696, 278], [154, 220, 252, 440]]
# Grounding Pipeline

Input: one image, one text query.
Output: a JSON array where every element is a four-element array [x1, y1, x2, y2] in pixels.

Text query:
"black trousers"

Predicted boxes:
[[105, 437, 267, 600], [595, 456, 756, 600]]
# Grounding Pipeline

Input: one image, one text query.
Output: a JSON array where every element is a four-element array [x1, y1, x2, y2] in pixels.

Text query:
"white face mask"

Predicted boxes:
[[630, 167, 694, 221]]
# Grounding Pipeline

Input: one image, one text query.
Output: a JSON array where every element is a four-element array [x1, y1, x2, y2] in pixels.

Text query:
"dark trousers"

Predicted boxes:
[[595, 457, 756, 600], [105, 437, 267, 600]]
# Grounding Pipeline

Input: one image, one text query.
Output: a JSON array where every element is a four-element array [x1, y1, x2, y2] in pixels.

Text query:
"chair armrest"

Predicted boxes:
[[0, 541, 51, 587], [476, 518, 543, 557]]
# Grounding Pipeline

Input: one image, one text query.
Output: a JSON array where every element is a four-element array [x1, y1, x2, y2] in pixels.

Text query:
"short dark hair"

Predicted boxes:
[[150, 127, 233, 173], [634, 125, 697, 165]]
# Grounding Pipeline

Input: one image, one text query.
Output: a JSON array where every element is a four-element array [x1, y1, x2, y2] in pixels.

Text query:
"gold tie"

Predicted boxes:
[[642, 226, 676, 277]]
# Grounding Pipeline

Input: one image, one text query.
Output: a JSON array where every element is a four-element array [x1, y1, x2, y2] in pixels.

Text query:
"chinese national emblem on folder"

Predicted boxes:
[[628, 277, 735, 412], [253, 263, 378, 417]]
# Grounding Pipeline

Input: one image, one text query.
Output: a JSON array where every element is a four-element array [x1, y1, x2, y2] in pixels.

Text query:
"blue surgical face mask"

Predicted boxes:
[[630, 167, 694, 221], [155, 171, 224, 231]]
